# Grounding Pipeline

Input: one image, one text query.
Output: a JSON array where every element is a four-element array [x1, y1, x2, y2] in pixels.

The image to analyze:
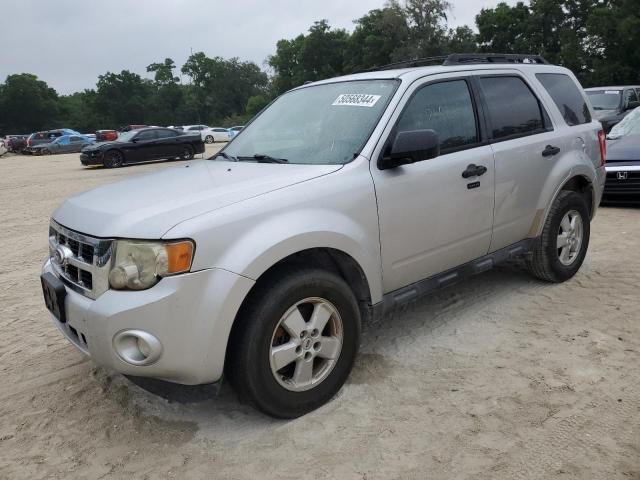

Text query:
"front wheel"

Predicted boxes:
[[103, 150, 124, 168], [226, 267, 361, 418], [527, 190, 590, 282]]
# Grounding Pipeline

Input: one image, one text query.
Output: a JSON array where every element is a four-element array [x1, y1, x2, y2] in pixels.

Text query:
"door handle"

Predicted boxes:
[[542, 145, 561, 157], [462, 164, 488, 179]]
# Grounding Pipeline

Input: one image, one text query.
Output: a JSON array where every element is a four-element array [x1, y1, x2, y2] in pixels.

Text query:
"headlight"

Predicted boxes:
[[108, 240, 194, 291]]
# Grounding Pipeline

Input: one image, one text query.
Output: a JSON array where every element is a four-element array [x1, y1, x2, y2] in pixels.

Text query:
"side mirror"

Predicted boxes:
[[131, 137, 139, 143], [626, 101, 640, 111], [378, 129, 440, 170]]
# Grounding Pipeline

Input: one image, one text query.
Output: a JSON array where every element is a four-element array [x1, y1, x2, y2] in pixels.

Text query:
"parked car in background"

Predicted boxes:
[[80, 127, 205, 168], [601, 107, 640, 204], [29, 134, 95, 155], [0, 140, 6, 156], [26, 129, 82, 151], [585, 86, 640, 132], [183, 125, 232, 143], [118, 125, 147, 133], [6, 135, 28, 153], [95, 130, 118, 142], [43, 54, 605, 418], [229, 126, 244, 133]]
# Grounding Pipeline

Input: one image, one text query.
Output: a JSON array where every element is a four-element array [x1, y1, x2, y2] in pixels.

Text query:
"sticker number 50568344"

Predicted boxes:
[[332, 94, 382, 107]]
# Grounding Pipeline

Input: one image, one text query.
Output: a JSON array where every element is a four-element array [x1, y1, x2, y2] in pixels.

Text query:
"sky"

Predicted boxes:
[[0, 0, 517, 95]]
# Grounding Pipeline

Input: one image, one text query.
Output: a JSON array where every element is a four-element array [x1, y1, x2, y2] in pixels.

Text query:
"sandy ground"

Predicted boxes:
[[0, 147, 638, 479]]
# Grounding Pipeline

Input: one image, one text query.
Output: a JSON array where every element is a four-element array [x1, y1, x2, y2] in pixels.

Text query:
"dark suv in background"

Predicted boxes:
[[585, 86, 640, 132]]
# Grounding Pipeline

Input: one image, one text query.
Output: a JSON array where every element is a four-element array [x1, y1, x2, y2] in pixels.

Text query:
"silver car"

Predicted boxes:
[[41, 54, 606, 418]]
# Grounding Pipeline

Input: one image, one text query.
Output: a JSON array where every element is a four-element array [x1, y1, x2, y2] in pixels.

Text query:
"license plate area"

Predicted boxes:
[[41, 272, 67, 323]]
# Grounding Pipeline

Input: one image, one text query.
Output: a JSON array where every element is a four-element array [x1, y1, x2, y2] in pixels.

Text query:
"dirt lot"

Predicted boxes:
[[0, 148, 638, 479]]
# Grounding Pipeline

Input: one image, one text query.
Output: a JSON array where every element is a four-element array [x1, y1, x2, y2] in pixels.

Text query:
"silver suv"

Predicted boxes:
[[41, 54, 606, 418]]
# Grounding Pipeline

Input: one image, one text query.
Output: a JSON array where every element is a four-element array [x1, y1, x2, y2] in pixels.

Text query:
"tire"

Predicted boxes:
[[226, 267, 361, 418], [526, 190, 590, 283], [103, 150, 124, 168], [180, 145, 195, 160], [204, 135, 214, 144], [40, 148, 51, 155]]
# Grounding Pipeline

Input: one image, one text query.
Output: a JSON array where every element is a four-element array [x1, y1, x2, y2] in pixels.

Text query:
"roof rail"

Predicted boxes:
[[361, 56, 449, 72], [443, 53, 549, 65], [360, 53, 549, 73]]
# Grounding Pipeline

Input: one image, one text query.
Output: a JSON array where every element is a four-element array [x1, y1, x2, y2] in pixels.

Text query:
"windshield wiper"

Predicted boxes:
[[210, 151, 238, 161], [238, 154, 289, 164]]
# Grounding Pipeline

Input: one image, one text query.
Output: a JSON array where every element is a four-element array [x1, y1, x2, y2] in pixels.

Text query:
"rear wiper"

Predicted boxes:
[[210, 151, 238, 161], [238, 154, 289, 164]]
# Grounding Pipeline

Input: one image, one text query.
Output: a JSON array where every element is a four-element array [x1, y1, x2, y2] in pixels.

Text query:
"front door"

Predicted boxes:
[[371, 76, 496, 293]]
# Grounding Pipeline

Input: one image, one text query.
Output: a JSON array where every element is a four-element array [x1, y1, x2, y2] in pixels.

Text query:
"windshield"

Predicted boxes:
[[608, 106, 640, 139], [586, 90, 622, 111], [116, 131, 136, 142], [219, 79, 398, 165]]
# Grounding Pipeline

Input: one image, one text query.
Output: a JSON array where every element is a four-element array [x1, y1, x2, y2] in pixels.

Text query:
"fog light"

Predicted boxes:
[[113, 330, 162, 366]]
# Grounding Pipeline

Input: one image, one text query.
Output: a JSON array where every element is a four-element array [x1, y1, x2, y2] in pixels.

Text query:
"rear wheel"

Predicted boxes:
[[527, 190, 590, 282], [226, 267, 360, 418], [180, 145, 195, 160], [103, 150, 124, 168], [204, 135, 214, 144]]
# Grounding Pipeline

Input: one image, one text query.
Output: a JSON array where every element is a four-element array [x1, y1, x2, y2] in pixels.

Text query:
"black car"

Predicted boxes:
[[585, 86, 640, 132], [602, 108, 640, 205], [80, 127, 205, 168]]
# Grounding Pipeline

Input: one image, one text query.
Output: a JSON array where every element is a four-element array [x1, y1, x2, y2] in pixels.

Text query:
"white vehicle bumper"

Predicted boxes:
[[42, 259, 254, 385]]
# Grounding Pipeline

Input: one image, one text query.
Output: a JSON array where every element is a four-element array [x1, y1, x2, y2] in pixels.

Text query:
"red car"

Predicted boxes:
[[95, 130, 118, 142]]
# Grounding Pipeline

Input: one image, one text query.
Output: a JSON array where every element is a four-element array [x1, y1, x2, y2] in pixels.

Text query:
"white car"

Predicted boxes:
[[0, 140, 7, 156], [182, 125, 231, 143]]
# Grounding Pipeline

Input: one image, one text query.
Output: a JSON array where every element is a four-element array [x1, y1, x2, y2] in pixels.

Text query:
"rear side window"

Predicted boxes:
[[536, 73, 591, 126], [479, 76, 546, 140], [156, 129, 178, 138], [136, 130, 157, 141], [396, 79, 478, 152]]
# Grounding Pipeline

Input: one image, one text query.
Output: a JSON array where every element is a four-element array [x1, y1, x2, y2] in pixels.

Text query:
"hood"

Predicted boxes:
[[53, 160, 342, 238], [606, 134, 640, 162]]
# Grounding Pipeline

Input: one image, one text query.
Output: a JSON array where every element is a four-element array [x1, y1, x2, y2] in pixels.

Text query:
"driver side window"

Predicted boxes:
[[396, 80, 479, 153]]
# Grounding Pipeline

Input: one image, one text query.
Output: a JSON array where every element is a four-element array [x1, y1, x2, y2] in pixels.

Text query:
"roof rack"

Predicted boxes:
[[443, 53, 548, 65], [362, 53, 549, 72], [362, 56, 449, 72]]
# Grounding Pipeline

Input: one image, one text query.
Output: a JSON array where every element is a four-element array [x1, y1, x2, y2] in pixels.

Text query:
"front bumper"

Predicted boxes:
[[80, 151, 104, 165], [42, 259, 254, 385], [603, 163, 640, 204]]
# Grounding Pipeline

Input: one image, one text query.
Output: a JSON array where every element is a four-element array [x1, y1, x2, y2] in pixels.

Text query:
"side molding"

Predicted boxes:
[[373, 238, 534, 321]]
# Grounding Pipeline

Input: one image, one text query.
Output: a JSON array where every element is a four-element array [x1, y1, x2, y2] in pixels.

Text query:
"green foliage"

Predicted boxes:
[[0, 74, 59, 133], [1, 0, 640, 135]]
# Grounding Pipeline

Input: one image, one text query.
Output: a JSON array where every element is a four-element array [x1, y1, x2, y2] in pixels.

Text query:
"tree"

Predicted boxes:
[[404, 0, 452, 57], [268, 20, 348, 94], [0, 74, 59, 133], [146, 58, 179, 85], [344, 4, 411, 72], [94, 70, 153, 127]]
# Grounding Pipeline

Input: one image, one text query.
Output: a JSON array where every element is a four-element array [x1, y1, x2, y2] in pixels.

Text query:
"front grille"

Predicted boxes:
[[604, 170, 640, 195], [49, 221, 113, 299]]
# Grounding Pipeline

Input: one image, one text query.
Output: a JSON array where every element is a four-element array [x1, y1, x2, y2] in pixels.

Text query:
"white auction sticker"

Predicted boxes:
[[605, 90, 621, 94], [332, 94, 382, 107]]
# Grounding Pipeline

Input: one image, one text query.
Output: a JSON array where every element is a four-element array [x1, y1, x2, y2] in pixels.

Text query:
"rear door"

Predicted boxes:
[[67, 136, 86, 152], [476, 73, 569, 251], [371, 74, 496, 292]]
